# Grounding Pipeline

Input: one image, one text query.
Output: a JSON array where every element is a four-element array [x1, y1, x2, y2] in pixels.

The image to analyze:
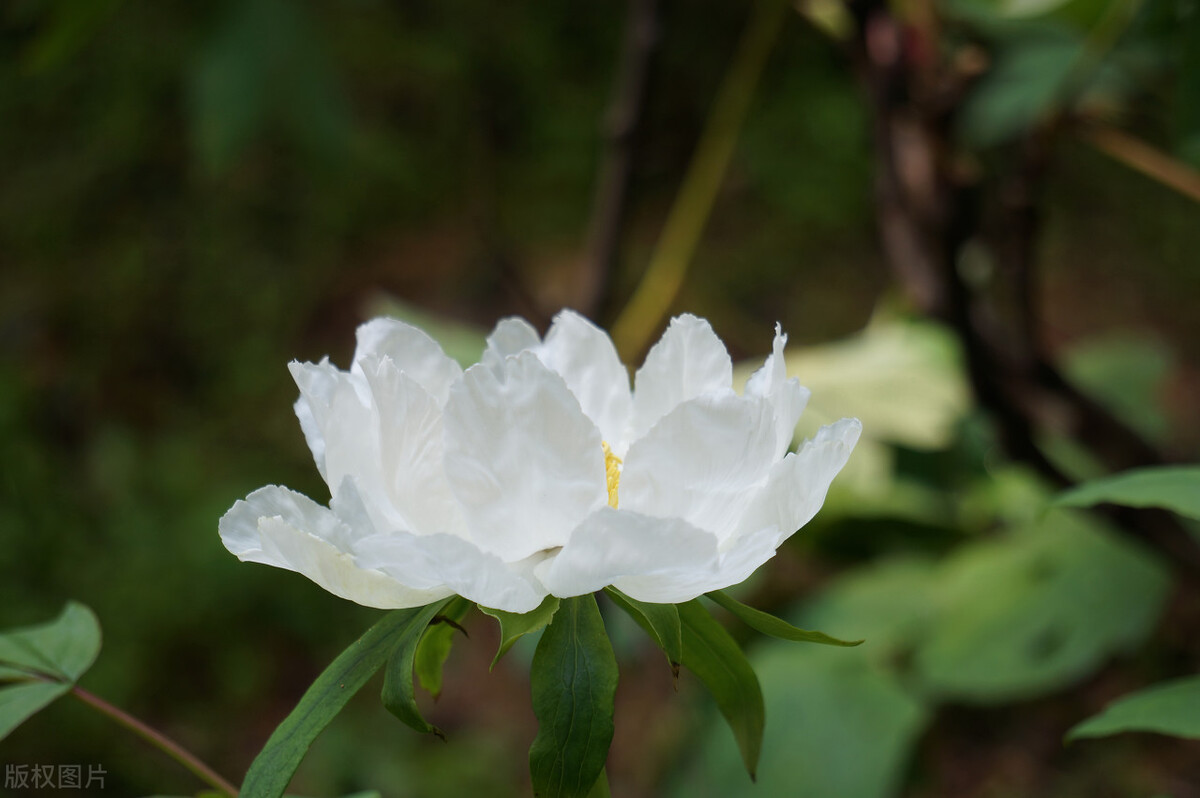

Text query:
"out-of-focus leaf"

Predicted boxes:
[[770, 314, 969, 451], [800, 558, 939, 663], [604, 588, 682, 674], [189, 0, 350, 173], [996, 0, 1129, 30], [381, 598, 454, 737], [915, 510, 1171, 701], [0, 602, 101, 682], [704, 590, 862, 647], [414, 597, 472, 700], [480, 595, 560, 670], [1056, 466, 1200, 520], [528, 595, 617, 798], [671, 645, 928, 798], [678, 600, 764, 781], [1066, 675, 1200, 740], [959, 29, 1083, 147], [240, 606, 444, 798], [0, 680, 71, 742], [1062, 333, 1173, 445]]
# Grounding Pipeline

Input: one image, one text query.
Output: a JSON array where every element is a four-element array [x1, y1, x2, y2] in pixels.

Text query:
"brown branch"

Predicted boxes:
[[848, 0, 1200, 575], [578, 0, 661, 319]]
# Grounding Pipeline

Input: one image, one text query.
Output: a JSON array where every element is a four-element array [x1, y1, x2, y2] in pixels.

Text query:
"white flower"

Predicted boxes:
[[220, 310, 860, 613]]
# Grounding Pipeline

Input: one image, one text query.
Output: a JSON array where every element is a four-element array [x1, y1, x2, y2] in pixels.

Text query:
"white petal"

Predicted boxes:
[[625, 521, 782, 602], [289, 360, 382, 496], [219, 486, 445, 609], [443, 351, 607, 561], [630, 314, 733, 441], [620, 392, 777, 540], [479, 316, 541, 375], [356, 533, 547, 613], [360, 357, 467, 538], [707, 522, 782, 587], [353, 318, 464, 405], [536, 508, 721, 602], [738, 417, 862, 545], [289, 359, 343, 483], [744, 324, 811, 458], [537, 309, 633, 449]]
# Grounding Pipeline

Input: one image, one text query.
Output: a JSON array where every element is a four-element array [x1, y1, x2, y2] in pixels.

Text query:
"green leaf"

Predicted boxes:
[[240, 604, 446, 798], [0, 680, 71, 742], [0, 602, 101, 741], [528, 595, 618, 798], [0, 601, 102, 682], [381, 598, 453, 737], [586, 769, 611, 798], [1062, 334, 1173, 446], [414, 597, 472, 700], [1055, 466, 1200, 520], [603, 588, 682, 675], [705, 590, 863, 647], [670, 644, 929, 798], [958, 29, 1083, 147], [678, 599, 764, 781], [914, 510, 1171, 701], [800, 557, 939, 662], [479, 595, 560, 670], [1067, 675, 1200, 741]]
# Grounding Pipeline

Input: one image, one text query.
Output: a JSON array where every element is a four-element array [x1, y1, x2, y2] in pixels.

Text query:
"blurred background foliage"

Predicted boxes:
[[1, 0, 1198, 795]]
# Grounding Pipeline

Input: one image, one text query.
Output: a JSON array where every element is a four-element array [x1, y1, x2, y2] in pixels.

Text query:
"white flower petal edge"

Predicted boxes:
[[536, 508, 783, 604], [353, 318, 463, 404], [745, 324, 811, 459], [220, 486, 449, 608], [355, 532, 547, 614], [537, 310, 633, 451], [737, 417, 863, 548], [630, 314, 733, 442], [535, 507, 720, 601]]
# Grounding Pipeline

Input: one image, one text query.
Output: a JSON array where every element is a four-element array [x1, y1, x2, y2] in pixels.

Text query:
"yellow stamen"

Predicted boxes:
[[602, 441, 622, 509]]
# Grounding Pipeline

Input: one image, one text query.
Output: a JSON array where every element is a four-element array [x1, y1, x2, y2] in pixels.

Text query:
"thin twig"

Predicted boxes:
[[1082, 125, 1200, 204], [71, 685, 239, 797]]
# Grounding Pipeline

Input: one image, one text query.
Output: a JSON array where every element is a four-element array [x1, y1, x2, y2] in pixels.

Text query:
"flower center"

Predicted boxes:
[[602, 442, 622, 509]]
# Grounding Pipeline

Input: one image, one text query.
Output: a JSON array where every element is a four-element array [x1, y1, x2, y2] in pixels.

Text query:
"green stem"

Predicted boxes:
[[71, 685, 239, 797], [610, 0, 788, 359]]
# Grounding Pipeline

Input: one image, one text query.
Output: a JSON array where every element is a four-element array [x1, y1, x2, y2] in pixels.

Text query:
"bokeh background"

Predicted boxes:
[[2, 0, 1199, 796]]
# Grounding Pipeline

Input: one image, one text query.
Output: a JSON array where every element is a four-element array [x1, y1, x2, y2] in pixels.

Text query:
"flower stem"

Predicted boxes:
[[70, 685, 240, 797]]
